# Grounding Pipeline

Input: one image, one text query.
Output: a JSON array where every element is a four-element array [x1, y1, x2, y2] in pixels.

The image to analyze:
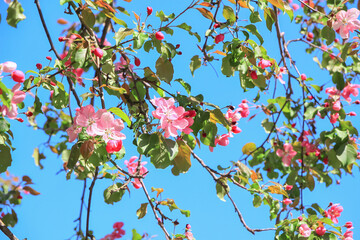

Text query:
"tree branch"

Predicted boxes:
[[0, 219, 19, 240], [85, 167, 98, 239]]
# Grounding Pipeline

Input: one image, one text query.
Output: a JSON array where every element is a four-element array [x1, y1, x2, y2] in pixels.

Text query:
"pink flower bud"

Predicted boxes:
[[283, 198, 292, 205], [345, 222, 353, 228], [316, 226, 326, 236], [36, 63, 42, 70], [147, 6, 153, 15], [134, 57, 140, 66], [348, 111, 356, 116], [93, 48, 104, 59], [155, 31, 164, 40], [106, 140, 123, 153], [11, 70, 25, 83], [300, 74, 307, 80], [2, 61, 17, 73], [250, 70, 258, 80], [215, 34, 225, 44], [58, 37, 66, 42], [231, 125, 242, 134], [46, 56, 52, 61], [214, 23, 220, 28], [186, 224, 191, 229], [285, 185, 293, 191]]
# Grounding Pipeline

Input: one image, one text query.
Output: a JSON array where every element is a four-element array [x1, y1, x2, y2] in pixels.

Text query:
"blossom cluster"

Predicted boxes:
[[151, 97, 195, 138], [66, 105, 126, 153], [325, 84, 359, 123], [210, 101, 249, 152], [100, 222, 125, 240], [124, 156, 147, 189], [0, 61, 26, 120], [297, 204, 354, 239]]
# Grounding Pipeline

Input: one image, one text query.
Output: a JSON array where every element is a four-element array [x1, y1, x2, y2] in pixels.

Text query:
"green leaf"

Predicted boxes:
[[336, 143, 357, 166], [67, 143, 81, 169], [136, 203, 148, 219], [6, 0, 26, 28], [306, 173, 315, 191], [132, 229, 143, 240], [339, 121, 358, 136], [82, 8, 95, 28], [0, 118, 10, 133], [216, 179, 230, 202], [190, 55, 201, 76], [250, 12, 262, 23], [261, 118, 274, 133], [253, 194, 262, 207], [137, 134, 159, 156], [245, 24, 264, 45], [172, 140, 191, 175], [175, 78, 191, 95], [109, 107, 131, 126], [200, 121, 217, 146], [133, 32, 149, 50], [210, 108, 230, 128], [155, 57, 174, 84], [341, 43, 351, 61], [114, 28, 134, 45], [223, 5, 236, 24], [52, 89, 69, 109], [332, 72, 345, 90], [252, 74, 267, 89], [0, 145, 12, 173], [321, 26, 335, 45], [104, 183, 125, 204], [221, 55, 235, 77]]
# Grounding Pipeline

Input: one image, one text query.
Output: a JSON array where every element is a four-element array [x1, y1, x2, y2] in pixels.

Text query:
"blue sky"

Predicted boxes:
[[0, 0, 359, 239]]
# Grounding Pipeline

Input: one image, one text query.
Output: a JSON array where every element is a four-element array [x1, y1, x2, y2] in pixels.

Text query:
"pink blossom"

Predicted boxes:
[[292, 3, 299, 10], [276, 143, 297, 166], [185, 231, 194, 240], [326, 87, 340, 97], [285, 185, 293, 191], [115, 57, 134, 80], [344, 230, 353, 238], [124, 156, 148, 189], [231, 125, 242, 134], [341, 84, 360, 102], [321, 44, 328, 51], [315, 226, 326, 236], [1, 84, 26, 119], [96, 112, 126, 142], [332, 100, 341, 111], [283, 198, 292, 205], [215, 34, 225, 44], [299, 224, 311, 237], [4, 0, 11, 4], [324, 203, 343, 224], [238, 102, 250, 117], [225, 109, 241, 123], [209, 133, 231, 152], [330, 113, 339, 124], [333, 8, 360, 39], [151, 97, 194, 138], [258, 59, 272, 69], [75, 105, 105, 136], [1, 61, 17, 73], [66, 125, 82, 142]]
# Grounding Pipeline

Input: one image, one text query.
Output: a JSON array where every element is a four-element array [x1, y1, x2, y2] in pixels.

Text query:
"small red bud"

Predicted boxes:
[[46, 56, 52, 61], [250, 70, 257, 80], [291, 123, 296, 128], [36, 63, 42, 70], [214, 34, 225, 44], [58, 37, 66, 42], [202, 132, 207, 138], [134, 57, 140, 66], [50, 81, 57, 86], [214, 23, 220, 28], [155, 31, 164, 41], [323, 157, 328, 164], [16, 118, 24, 123], [334, 38, 339, 43], [11, 70, 25, 83], [26, 111, 33, 117], [308, 95, 313, 100], [147, 6, 153, 15], [298, 216, 303, 221], [176, 44, 180, 49], [178, 51, 182, 55], [324, 102, 329, 107], [354, 100, 360, 104], [300, 74, 307, 80], [187, 110, 196, 118], [17, 194, 23, 199], [186, 224, 191, 229]]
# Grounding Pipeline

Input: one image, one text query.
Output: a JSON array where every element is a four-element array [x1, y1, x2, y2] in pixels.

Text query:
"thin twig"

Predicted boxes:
[[76, 179, 87, 240], [85, 167, 99, 239], [139, 179, 171, 240]]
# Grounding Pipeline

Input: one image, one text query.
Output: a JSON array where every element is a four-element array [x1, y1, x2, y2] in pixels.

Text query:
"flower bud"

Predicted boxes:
[[2, 61, 17, 73], [11, 70, 25, 83]]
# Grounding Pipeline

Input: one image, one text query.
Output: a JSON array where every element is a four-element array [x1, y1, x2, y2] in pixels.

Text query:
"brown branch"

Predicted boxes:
[[139, 179, 171, 240], [163, 0, 198, 28], [0, 219, 19, 240], [76, 179, 87, 240], [34, 0, 82, 107], [226, 192, 276, 234], [85, 167, 99, 239]]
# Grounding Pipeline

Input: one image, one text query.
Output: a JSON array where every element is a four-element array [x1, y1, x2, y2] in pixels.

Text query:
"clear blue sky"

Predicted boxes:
[[0, 0, 359, 239]]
